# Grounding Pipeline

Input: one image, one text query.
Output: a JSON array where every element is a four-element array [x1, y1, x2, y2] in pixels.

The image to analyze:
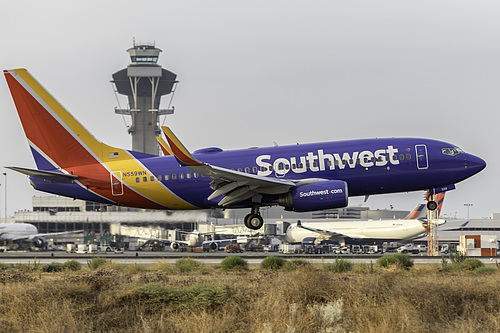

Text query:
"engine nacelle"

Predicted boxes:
[[279, 180, 348, 212], [170, 242, 181, 250], [32, 237, 47, 249]]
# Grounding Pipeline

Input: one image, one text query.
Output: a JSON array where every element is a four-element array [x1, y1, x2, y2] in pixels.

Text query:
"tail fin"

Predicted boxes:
[[156, 136, 173, 156], [3, 69, 133, 171], [405, 204, 426, 219], [161, 126, 203, 166], [434, 193, 446, 218]]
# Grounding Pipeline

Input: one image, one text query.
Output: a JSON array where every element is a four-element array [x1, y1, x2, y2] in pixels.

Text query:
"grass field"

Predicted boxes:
[[0, 256, 498, 333]]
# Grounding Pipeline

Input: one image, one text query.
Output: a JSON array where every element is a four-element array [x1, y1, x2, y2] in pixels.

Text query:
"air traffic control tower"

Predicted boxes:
[[112, 41, 177, 155]]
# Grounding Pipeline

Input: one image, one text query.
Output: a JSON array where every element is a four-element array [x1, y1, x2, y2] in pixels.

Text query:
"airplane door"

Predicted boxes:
[[110, 171, 124, 196], [415, 145, 428, 170]]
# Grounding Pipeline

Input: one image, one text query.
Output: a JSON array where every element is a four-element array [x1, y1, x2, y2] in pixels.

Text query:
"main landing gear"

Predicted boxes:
[[427, 200, 438, 211], [244, 206, 264, 230], [426, 190, 438, 211]]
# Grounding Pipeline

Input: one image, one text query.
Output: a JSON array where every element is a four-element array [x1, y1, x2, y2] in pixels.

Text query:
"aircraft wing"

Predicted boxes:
[[6, 166, 78, 183], [32, 230, 85, 239], [437, 220, 469, 231], [295, 220, 344, 238], [162, 126, 296, 207]]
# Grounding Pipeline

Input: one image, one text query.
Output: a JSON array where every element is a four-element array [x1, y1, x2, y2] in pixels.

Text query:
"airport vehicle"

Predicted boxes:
[[4, 69, 486, 231], [225, 243, 243, 253], [396, 243, 421, 254], [0, 223, 83, 250], [283, 195, 468, 244]]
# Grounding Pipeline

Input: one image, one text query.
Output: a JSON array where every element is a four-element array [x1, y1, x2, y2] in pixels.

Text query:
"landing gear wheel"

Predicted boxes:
[[244, 214, 264, 230], [427, 201, 438, 211]]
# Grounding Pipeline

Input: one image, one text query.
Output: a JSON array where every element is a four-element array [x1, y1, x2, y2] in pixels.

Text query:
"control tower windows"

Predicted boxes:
[[131, 56, 158, 63]]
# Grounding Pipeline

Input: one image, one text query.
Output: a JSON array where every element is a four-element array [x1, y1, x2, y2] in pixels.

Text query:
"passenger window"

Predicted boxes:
[[399, 154, 404, 160], [158, 175, 162, 181], [406, 154, 411, 160], [150, 176, 155, 181], [172, 174, 177, 180], [194, 173, 199, 178], [245, 167, 250, 173], [252, 167, 257, 173], [165, 175, 169, 181], [135, 177, 139, 183], [143, 177, 147, 182], [237, 168, 242, 172], [186, 173, 191, 179], [179, 173, 184, 180]]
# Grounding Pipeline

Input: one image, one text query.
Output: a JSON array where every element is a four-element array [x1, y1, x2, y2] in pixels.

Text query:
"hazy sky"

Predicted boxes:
[[0, 1, 498, 219]]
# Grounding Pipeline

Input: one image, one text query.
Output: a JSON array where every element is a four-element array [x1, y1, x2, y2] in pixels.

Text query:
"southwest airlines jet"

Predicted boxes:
[[3, 69, 486, 230]]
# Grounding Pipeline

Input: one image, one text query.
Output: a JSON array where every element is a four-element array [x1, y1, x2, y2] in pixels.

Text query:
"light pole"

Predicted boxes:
[[464, 203, 473, 220], [2, 173, 6, 220]]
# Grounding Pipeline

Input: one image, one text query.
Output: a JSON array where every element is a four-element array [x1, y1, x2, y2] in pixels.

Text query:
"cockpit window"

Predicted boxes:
[[442, 147, 464, 156]]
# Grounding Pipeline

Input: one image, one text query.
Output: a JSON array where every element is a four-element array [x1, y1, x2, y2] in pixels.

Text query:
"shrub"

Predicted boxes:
[[43, 262, 64, 273], [260, 256, 286, 270], [377, 254, 414, 270], [449, 251, 466, 263], [474, 266, 496, 274], [134, 283, 228, 310], [175, 257, 202, 273], [324, 258, 353, 273], [461, 258, 484, 271], [283, 259, 312, 271], [63, 260, 81, 271], [87, 257, 110, 270], [220, 255, 248, 271]]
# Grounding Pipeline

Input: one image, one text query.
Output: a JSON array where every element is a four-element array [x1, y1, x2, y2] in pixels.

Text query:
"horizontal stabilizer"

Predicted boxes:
[[6, 166, 78, 183]]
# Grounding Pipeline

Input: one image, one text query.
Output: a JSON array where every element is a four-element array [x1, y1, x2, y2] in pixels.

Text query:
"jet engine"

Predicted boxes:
[[279, 180, 348, 212], [32, 236, 47, 249], [170, 242, 181, 250]]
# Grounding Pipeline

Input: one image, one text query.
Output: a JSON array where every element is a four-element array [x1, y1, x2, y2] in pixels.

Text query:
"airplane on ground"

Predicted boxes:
[[0, 223, 83, 250], [139, 229, 252, 251], [4, 69, 486, 231], [282, 194, 468, 244]]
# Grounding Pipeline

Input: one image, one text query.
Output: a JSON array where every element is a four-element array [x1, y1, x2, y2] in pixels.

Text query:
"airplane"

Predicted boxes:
[[0, 223, 83, 250], [282, 194, 468, 245], [138, 229, 253, 251], [3, 69, 486, 231]]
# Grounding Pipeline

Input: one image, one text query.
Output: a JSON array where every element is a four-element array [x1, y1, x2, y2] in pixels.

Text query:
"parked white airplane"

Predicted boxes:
[[140, 230, 251, 251], [0, 223, 83, 250], [283, 194, 467, 244]]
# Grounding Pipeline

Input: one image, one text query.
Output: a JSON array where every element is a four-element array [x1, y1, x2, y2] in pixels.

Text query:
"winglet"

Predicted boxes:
[[161, 126, 203, 166], [156, 136, 173, 156]]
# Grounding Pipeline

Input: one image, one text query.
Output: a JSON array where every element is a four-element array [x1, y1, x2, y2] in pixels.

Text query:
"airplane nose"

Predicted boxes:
[[465, 154, 486, 175]]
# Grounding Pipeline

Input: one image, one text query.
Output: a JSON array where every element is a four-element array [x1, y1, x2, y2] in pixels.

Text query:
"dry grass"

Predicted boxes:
[[0, 261, 498, 332]]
